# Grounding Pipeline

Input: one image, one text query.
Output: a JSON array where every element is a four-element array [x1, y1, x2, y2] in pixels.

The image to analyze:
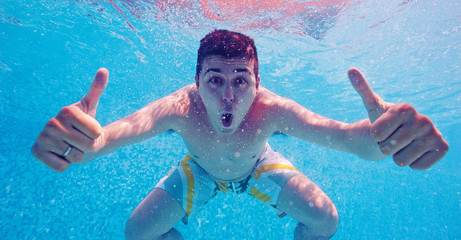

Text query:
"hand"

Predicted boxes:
[[31, 68, 109, 172], [348, 68, 449, 170]]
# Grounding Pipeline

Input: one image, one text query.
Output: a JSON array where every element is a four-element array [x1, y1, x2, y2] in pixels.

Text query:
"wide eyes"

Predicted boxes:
[[207, 77, 248, 88], [209, 77, 221, 85], [235, 78, 247, 86]]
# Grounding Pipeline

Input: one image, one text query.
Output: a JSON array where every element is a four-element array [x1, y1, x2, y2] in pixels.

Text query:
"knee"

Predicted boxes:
[[124, 215, 163, 240], [300, 199, 339, 237], [124, 217, 147, 240], [317, 203, 339, 237]]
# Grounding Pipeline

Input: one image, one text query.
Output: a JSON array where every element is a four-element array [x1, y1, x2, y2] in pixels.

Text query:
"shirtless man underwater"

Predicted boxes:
[[32, 30, 449, 239]]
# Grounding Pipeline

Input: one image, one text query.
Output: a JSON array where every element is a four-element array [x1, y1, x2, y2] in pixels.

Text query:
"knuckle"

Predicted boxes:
[[45, 117, 60, 130], [38, 131, 54, 144], [369, 125, 380, 139], [420, 137, 433, 147], [437, 140, 449, 153], [58, 106, 75, 119], [419, 114, 432, 125], [416, 115, 433, 131], [398, 103, 416, 116]]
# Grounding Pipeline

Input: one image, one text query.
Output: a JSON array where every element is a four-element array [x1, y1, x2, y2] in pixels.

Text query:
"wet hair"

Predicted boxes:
[[196, 29, 259, 78]]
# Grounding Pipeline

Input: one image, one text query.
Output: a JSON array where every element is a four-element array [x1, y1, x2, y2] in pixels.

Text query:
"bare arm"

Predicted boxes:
[[31, 69, 189, 172], [272, 97, 385, 160], [90, 87, 191, 160], [271, 68, 448, 169]]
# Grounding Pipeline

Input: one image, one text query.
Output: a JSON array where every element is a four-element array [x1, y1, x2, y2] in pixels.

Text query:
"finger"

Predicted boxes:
[[370, 109, 407, 142], [392, 139, 431, 167], [409, 150, 445, 170], [79, 68, 109, 117], [33, 123, 88, 165], [372, 103, 428, 143], [34, 151, 72, 172], [371, 103, 420, 143], [60, 144, 84, 164], [57, 106, 102, 140], [409, 135, 448, 170], [348, 68, 385, 123], [34, 129, 70, 156], [60, 127, 97, 153], [70, 113, 102, 140], [49, 116, 97, 152], [377, 124, 416, 156], [38, 136, 85, 164]]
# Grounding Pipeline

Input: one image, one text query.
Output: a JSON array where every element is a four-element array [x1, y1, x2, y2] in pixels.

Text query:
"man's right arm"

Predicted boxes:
[[31, 68, 186, 172], [87, 90, 186, 161]]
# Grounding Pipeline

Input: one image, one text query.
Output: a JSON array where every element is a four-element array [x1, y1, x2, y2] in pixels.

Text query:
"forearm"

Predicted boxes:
[[79, 116, 161, 164]]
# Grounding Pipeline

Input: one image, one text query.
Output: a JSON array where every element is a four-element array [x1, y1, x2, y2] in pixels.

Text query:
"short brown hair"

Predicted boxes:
[[196, 29, 258, 77]]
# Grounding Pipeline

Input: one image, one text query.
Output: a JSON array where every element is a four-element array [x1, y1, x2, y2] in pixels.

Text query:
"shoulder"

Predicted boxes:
[[164, 83, 198, 102], [254, 86, 298, 111], [152, 84, 199, 116], [252, 85, 313, 127], [135, 84, 199, 131], [249, 86, 301, 129]]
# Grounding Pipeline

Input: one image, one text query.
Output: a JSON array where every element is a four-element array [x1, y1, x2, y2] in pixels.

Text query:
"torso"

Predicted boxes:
[[171, 84, 277, 181]]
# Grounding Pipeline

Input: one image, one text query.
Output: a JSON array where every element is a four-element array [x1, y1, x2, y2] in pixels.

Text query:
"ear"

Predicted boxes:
[[255, 75, 260, 90], [195, 74, 199, 87]]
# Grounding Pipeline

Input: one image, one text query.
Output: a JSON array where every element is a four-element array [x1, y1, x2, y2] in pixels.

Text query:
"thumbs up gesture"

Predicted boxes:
[[348, 68, 449, 170], [32, 68, 109, 172]]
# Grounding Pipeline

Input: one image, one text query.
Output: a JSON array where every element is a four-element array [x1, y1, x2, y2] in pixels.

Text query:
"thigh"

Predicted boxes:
[[277, 174, 338, 235], [246, 147, 300, 216], [125, 188, 185, 239]]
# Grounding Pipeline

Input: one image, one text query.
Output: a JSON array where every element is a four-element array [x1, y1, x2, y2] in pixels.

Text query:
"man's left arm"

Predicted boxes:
[[346, 68, 449, 169], [276, 68, 448, 170]]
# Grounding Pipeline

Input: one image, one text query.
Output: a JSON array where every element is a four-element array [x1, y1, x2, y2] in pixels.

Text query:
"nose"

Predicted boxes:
[[222, 84, 234, 103]]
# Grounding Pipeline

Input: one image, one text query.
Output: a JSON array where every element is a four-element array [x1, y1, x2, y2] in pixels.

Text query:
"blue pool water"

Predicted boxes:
[[1, 0, 460, 239]]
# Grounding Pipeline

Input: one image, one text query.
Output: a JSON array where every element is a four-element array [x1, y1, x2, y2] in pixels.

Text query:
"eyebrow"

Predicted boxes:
[[204, 68, 221, 75], [204, 68, 251, 75], [234, 68, 251, 74]]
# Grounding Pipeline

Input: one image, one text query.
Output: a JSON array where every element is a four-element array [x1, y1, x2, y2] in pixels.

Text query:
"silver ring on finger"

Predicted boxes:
[[62, 145, 72, 157]]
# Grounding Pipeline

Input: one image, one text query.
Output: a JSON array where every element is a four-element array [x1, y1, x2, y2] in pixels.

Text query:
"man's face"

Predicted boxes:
[[196, 55, 260, 134]]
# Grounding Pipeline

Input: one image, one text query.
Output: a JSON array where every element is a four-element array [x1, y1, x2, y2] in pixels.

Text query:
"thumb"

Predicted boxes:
[[348, 68, 386, 123], [79, 68, 109, 117]]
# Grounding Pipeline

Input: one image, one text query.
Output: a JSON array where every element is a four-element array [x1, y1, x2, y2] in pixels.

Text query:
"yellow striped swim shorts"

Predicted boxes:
[[154, 143, 301, 224]]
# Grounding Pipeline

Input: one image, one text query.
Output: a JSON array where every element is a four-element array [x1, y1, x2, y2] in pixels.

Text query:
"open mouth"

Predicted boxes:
[[221, 113, 233, 128]]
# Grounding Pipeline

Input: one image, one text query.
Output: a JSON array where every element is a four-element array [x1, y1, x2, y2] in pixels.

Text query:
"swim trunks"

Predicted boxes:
[[154, 143, 301, 224]]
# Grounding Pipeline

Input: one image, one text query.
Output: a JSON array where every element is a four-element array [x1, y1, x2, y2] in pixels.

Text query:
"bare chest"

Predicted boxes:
[[176, 120, 269, 181]]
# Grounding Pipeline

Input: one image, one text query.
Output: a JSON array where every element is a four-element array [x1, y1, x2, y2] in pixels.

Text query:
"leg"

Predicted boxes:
[[125, 188, 186, 240], [277, 174, 339, 239]]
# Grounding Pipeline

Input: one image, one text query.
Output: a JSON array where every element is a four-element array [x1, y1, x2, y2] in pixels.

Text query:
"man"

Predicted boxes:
[[32, 30, 448, 239]]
